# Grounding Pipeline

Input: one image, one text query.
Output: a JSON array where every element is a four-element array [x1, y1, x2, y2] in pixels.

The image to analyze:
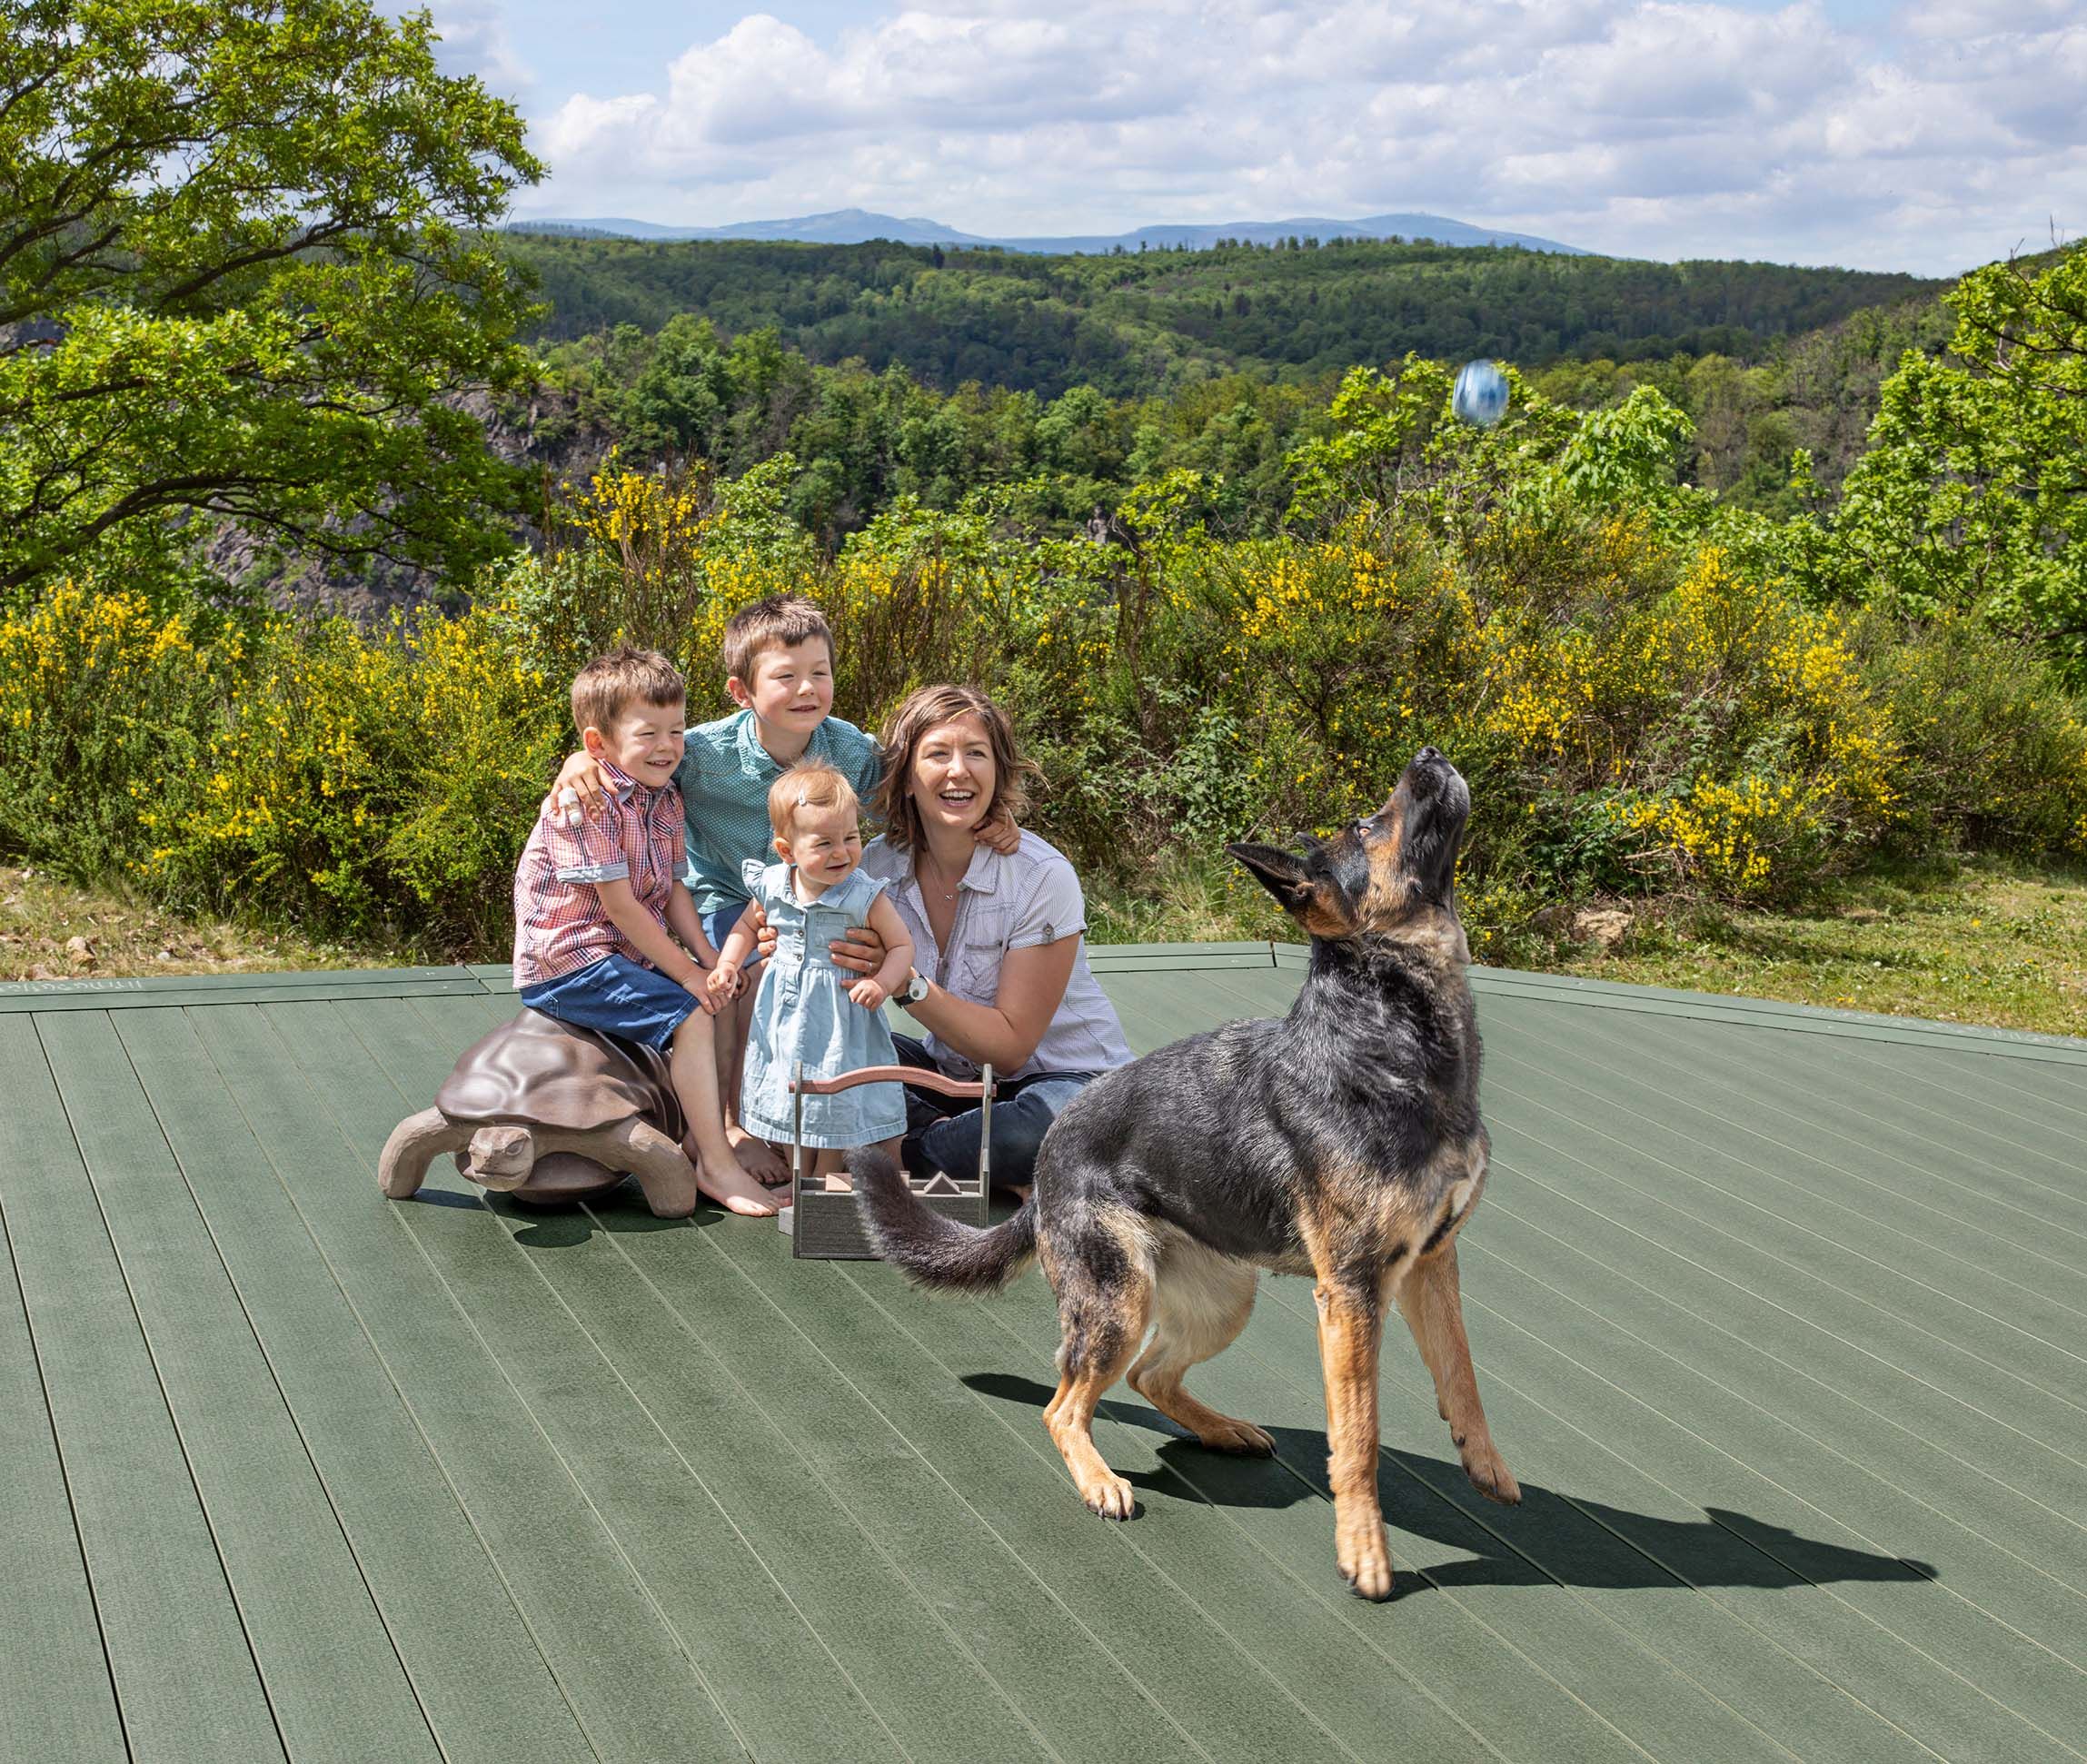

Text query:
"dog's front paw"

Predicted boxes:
[[1077, 1468, 1138, 1521], [1199, 1417, 1277, 1457], [1460, 1436, 1521, 1505], [1337, 1514, 1394, 1600]]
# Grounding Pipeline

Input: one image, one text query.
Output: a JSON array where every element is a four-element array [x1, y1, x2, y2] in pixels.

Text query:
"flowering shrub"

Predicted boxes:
[[0, 581, 225, 890], [5, 463, 2084, 956]]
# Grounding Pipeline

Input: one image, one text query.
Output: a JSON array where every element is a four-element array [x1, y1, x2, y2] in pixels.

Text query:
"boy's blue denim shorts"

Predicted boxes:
[[519, 953, 701, 1052], [701, 901, 766, 975]]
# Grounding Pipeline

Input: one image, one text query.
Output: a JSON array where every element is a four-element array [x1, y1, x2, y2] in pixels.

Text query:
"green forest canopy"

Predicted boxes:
[[502, 232, 1938, 401]]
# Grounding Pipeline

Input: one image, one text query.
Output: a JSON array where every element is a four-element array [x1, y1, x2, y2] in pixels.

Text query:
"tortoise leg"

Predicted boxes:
[[601, 1118, 701, 1218], [378, 1109, 469, 1199]]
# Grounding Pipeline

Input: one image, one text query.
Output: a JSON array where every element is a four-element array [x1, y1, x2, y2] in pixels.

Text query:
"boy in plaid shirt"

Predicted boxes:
[[513, 648, 781, 1217]]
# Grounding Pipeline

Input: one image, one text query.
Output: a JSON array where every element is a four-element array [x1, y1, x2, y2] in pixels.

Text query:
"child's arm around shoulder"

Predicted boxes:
[[848, 889, 915, 1011]]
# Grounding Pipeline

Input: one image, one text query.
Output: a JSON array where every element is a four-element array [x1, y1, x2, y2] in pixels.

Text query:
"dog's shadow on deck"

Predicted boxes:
[[964, 1373, 1937, 1599]]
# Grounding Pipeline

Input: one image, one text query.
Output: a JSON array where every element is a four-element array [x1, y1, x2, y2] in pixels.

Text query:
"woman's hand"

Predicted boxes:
[[681, 971, 723, 1016], [848, 976, 889, 1010], [824, 921, 889, 977], [541, 751, 606, 823]]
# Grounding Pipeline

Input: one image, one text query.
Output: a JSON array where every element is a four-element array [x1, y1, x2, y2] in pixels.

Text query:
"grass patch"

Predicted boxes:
[[1, 866, 412, 983], [1085, 851, 2087, 1040], [1534, 858, 2087, 1037], [1085, 848, 1290, 947]]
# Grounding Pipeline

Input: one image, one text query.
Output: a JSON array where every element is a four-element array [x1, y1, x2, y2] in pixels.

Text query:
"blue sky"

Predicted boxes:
[[426, 1, 2087, 274]]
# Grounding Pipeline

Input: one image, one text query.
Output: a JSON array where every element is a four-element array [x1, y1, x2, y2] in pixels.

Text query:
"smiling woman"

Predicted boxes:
[[836, 683, 1133, 1195]]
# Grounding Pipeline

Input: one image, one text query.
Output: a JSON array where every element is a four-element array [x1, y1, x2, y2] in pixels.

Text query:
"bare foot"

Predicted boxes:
[[822, 1174, 854, 1192], [685, 1145, 779, 1216], [728, 1125, 789, 1184]]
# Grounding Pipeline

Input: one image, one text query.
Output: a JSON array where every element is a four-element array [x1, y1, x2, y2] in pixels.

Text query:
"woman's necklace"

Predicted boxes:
[[919, 849, 964, 903]]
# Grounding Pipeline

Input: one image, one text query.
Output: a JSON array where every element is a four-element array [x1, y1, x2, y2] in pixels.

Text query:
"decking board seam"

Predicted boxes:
[[1479, 1166, 2087, 1481], [1478, 1037, 2087, 1354], [1518, 1006, 2087, 1252], [202, 1004, 613, 1762], [399, 987, 1072, 1764], [1458, 1210, 2087, 1619], [1726, 1025, 2087, 1179], [0, 1108, 134, 1762], [315, 1000, 765, 1764], [831, 1261, 1507, 1764], [105, 1010, 448, 1764], [34, 1014, 294, 1763], [1478, 1064, 2087, 1425], [686, 1226, 1227, 1764], [1476, 1008, 2087, 1315], [563, 1203, 1071, 1764]]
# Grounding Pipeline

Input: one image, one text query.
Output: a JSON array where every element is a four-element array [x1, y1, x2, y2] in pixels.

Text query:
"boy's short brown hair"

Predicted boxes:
[[767, 760, 860, 839], [571, 646, 685, 738], [722, 595, 834, 687]]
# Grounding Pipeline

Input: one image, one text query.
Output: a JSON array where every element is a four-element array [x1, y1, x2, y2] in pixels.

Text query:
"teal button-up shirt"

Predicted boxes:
[[675, 709, 885, 915]]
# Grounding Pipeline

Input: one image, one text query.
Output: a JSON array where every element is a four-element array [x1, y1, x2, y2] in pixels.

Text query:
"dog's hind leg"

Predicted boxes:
[[1041, 1209, 1153, 1521], [1314, 1267, 1396, 1600], [1396, 1242, 1520, 1506], [1128, 1239, 1274, 1456]]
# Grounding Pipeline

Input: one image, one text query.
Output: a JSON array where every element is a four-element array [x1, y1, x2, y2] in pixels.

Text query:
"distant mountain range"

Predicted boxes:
[[505, 206, 1588, 256]]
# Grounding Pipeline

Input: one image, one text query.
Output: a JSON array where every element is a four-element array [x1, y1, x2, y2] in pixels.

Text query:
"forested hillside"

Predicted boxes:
[[505, 233, 1936, 399], [528, 273, 1954, 547]]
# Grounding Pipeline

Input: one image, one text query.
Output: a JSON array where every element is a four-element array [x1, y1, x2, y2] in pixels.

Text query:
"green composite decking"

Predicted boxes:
[[3, 943, 2084, 1763]]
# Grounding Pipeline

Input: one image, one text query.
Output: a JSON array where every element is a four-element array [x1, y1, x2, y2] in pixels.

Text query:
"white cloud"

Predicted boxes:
[[512, 0, 2087, 272], [424, 1, 532, 94]]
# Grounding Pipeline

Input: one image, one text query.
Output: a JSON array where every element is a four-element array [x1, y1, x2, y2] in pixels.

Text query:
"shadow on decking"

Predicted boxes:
[[967, 1372, 1938, 1599], [442, 1190, 739, 1243]]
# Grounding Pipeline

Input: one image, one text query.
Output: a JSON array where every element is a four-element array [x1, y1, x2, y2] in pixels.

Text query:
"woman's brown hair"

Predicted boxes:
[[873, 684, 1039, 852]]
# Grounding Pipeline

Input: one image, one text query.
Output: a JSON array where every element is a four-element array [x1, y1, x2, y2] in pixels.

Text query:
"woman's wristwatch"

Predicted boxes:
[[899, 967, 931, 1006]]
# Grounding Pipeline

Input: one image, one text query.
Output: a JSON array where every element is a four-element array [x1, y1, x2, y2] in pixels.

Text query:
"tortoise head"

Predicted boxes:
[[462, 1124, 537, 1191]]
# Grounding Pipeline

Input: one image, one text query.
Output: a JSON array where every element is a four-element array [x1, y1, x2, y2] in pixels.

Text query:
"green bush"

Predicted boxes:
[[1855, 613, 2087, 857], [7, 419, 2085, 960]]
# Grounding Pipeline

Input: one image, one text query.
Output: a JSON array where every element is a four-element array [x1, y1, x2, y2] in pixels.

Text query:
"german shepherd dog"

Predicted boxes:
[[855, 747, 1518, 1600]]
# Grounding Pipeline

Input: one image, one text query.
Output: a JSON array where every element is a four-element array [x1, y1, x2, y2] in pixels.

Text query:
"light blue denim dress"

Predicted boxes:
[[738, 859, 908, 1150]]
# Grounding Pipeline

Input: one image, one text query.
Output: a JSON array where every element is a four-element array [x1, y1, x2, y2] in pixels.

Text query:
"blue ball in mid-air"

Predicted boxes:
[[1453, 360, 1510, 427]]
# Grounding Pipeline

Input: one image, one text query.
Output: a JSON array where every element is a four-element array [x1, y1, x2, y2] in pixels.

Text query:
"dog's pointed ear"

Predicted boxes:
[[1227, 842, 1358, 939], [1227, 842, 1312, 910]]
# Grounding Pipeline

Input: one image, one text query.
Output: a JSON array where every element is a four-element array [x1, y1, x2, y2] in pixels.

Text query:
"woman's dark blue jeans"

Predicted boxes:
[[891, 1035, 1095, 1194]]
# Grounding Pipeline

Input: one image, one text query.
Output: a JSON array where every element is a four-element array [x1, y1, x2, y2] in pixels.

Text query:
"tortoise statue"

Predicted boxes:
[[378, 1007, 701, 1216]]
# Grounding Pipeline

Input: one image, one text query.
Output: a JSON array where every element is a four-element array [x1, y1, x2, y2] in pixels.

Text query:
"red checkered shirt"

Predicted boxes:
[[512, 760, 690, 988]]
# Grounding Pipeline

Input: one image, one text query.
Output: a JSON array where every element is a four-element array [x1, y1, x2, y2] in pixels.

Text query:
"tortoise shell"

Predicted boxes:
[[434, 1008, 686, 1145]]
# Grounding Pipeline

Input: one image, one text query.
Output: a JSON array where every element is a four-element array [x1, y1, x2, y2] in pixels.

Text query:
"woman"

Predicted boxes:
[[796, 683, 1132, 1195]]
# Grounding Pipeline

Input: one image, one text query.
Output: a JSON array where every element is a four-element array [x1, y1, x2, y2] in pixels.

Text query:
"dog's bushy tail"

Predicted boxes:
[[850, 1148, 1038, 1293]]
